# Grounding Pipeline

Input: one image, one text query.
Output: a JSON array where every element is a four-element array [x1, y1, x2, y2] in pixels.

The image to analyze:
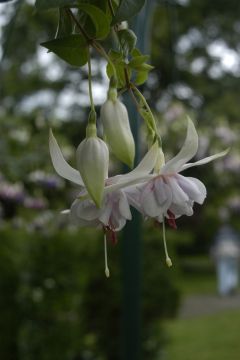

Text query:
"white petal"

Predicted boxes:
[[118, 191, 132, 220], [98, 198, 112, 225], [71, 199, 101, 221], [168, 177, 189, 204], [176, 175, 206, 204], [161, 117, 198, 174], [70, 200, 100, 227], [181, 149, 229, 171], [154, 178, 172, 213], [124, 185, 143, 213], [110, 211, 126, 231], [169, 202, 194, 217], [49, 129, 84, 186], [141, 181, 160, 217]]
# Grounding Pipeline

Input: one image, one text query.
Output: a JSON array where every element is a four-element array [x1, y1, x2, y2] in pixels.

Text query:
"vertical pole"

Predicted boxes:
[[121, 3, 155, 360]]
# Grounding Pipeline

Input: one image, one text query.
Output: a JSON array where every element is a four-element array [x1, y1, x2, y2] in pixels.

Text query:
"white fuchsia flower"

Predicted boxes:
[[49, 129, 158, 276], [126, 118, 228, 265], [127, 118, 228, 221]]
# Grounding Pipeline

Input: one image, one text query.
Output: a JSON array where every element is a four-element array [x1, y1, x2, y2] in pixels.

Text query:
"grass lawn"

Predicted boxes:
[[164, 309, 240, 360]]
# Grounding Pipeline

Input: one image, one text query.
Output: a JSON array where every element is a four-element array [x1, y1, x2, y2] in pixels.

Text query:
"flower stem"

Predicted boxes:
[[162, 219, 172, 267], [92, 42, 117, 81], [107, 0, 115, 18], [104, 234, 110, 278], [87, 48, 95, 113], [132, 85, 161, 146]]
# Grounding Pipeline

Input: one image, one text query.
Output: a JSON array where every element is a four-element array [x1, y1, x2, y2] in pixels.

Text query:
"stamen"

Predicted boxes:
[[104, 233, 110, 278], [162, 219, 172, 267], [167, 210, 177, 229]]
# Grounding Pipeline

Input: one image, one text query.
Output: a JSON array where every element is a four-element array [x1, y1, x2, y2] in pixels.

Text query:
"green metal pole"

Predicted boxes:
[[121, 3, 155, 360]]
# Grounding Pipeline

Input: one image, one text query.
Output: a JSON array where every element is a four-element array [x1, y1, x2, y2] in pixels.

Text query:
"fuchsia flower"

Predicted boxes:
[[49, 118, 227, 271], [49, 129, 158, 233], [126, 118, 228, 225]]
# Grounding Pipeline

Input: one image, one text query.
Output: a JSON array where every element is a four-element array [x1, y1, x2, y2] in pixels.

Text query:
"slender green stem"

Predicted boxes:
[[87, 48, 95, 113], [107, 0, 115, 18], [67, 7, 117, 85], [92, 42, 117, 80], [132, 85, 161, 144], [129, 87, 155, 139]]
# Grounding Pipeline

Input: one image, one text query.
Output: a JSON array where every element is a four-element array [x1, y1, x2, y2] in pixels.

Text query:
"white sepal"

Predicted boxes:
[[161, 117, 198, 174], [49, 129, 84, 186], [101, 97, 135, 167]]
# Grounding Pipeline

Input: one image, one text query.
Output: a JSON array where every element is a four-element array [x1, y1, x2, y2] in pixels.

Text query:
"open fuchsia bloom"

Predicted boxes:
[[49, 118, 228, 273], [126, 118, 228, 224]]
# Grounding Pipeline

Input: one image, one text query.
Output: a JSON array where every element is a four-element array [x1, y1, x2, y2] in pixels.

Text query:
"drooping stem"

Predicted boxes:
[[104, 234, 110, 278], [132, 85, 161, 145], [129, 87, 155, 140], [162, 219, 172, 267], [92, 42, 117, 81], [107, 0, 115, 18], [87, 48, 95, 113]]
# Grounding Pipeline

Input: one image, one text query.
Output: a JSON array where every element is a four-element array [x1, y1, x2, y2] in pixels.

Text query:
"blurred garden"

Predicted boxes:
[[0, 0, 240, 359]]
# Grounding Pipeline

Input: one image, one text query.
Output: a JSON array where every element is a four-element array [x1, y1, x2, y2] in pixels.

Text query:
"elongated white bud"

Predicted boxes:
[[76, 124, 109, 207], [100, 89, 135, 168]]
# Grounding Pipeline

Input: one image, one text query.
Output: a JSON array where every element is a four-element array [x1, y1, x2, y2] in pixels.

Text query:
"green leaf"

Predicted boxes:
[[129, 55, 150, 68], [134, 69, 149, 85], [106, 50, 127, 88], [35, 0, 77, 10], [78, 4, 111, 39], [118, 29, 137, 57], [41, 35, 88, 67], [112, 0, 146, 24], [55, 8, 73, 38], [131, 48, 142, 57]]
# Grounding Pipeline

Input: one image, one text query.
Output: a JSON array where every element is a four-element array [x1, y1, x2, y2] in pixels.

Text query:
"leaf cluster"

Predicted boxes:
[[36, 0, 147, 73]]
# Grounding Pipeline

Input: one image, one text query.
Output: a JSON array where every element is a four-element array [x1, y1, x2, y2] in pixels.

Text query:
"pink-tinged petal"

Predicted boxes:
[[154, 178, 172, 213], [169, 201, 194, 217], [49, 129, 84, 186], [124, 185, 143, 213], [118, 192, 132, 220], [110, 208, 127, 231], [168, 177, 189, 204], [70, 200, 100, 227], [161, 118, 198, 174], [98, 198, 112, 225], [181, 149, 229, 171], [141, 181, 161, 217], [176, 175, 206, 204], [71, 199, 101, 221]]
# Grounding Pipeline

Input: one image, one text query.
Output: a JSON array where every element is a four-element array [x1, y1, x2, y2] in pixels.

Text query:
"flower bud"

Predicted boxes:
[[100, 90, 135, 168], [76, 125, 109, 207]]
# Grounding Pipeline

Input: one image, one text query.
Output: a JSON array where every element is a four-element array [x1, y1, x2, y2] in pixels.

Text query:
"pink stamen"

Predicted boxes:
[[103, 226, 118, 245]]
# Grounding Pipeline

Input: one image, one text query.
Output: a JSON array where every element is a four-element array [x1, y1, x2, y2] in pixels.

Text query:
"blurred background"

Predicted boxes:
[[0, 0, 240, 359]]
